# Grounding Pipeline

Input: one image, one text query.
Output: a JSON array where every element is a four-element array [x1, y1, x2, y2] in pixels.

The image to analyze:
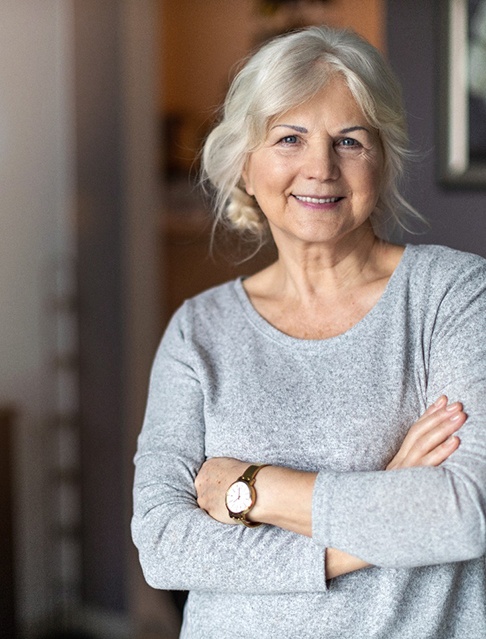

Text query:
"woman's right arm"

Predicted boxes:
[[132, 309, 464, 592], [131, 310, 328, 595], [194, 397, 464, 580]]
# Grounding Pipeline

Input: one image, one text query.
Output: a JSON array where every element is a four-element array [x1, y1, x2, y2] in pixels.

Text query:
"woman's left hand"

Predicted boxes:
[[195, 457, 250, 524]]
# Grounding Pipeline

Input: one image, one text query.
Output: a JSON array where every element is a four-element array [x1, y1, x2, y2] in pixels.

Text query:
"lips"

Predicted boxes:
[[293, 195, 343, 204]]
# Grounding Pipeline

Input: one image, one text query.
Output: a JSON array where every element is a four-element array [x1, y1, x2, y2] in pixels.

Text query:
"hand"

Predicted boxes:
[[386, 395, 466, 470], [196, 397, 465, 533], [195, 457, 249, 524], [330, 396, 467, 579]]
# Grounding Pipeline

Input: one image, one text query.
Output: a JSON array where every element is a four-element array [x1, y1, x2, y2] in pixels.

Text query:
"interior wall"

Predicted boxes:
[[387, 0, 486, 257], [74, 0, 127, 613], [0, 1, 168, 636], [74, 0, 151, 615], [74, 0, 163, 634], [0, 1, 75, 634], [119, 2, 181, 637]]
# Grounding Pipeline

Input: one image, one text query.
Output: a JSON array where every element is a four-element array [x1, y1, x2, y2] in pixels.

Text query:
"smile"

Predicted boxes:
[[293, 195, 342, 204]]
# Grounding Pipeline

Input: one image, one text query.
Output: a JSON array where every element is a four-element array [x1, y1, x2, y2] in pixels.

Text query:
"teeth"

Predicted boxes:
[[295, 195, 340, 204]]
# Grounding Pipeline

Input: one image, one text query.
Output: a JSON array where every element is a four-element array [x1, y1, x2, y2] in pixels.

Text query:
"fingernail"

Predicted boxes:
[[446, 402, 460, 412], [435, 395, 446, 406], [450, 413, 462, 421]]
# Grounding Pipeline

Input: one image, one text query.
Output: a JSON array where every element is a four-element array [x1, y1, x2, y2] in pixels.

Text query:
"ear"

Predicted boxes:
[[241, 162, 254, 196]]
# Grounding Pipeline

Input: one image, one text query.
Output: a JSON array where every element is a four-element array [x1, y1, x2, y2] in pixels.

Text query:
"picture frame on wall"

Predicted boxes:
[[439, 0, 486, 186]]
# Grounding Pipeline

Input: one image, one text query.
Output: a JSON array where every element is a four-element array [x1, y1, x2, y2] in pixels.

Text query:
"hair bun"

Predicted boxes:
[[226, 186, 265, 237]]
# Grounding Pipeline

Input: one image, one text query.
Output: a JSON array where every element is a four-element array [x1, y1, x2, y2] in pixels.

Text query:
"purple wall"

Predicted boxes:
[[387, 0, 486, 257]]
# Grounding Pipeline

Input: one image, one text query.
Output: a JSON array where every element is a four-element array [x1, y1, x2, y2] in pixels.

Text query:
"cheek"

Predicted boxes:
[[370, 167, 385, 201], [366, 166, 382, 192], [243, 164, 270, 199], [368, 150, 385, 193], [353, 157, 383, 199], [246, 152, 294, 192]]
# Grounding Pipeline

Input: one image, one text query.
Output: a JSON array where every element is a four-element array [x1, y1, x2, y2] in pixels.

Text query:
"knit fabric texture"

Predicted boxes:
[[132, 244, 486, 638]]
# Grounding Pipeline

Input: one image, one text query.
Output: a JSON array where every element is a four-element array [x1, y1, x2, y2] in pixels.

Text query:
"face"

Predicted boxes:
[[242, 76, 384, 249]]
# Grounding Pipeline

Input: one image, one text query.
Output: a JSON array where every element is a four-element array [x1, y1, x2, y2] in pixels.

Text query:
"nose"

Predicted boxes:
[[302, 143, 340, 181]]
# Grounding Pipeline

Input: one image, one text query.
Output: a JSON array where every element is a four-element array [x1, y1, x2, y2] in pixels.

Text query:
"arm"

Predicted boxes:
[[196, 396, 465, 578], [254, 396, 465, 536], [311, 260, 486, 568], [132, 307, 327, 594]]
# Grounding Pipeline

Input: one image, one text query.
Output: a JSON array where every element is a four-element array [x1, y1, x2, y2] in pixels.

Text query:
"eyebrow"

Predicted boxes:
[[340, 126, 370, 134], [270, 124, 371, 135], [270, 124, 308, 133]]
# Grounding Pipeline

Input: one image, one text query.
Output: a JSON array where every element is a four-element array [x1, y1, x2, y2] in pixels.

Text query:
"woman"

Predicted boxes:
[[132, 27, 486, 638]]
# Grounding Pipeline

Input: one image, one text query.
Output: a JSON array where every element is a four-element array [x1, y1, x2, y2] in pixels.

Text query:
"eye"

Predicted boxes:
[[338, 137, 361, 148], [278, 135, 299, 145]]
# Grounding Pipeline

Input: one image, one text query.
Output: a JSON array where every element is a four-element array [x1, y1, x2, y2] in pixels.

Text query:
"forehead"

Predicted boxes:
[[269, 76, 369, 129]]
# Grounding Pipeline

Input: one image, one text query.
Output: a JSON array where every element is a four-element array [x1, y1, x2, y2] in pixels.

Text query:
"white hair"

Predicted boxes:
[[201, 25, 423, 245]]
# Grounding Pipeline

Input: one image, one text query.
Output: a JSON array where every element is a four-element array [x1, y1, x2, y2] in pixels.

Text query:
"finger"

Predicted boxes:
[[415, 435, 461, 467], [387, 405, 465, 469], [413, 398, 461, 431], [418, 395, 448, 420], [399, 402, 463, 456], [414, 405, 465, 444], [402, 410, 466, 466], [412, 396, 449, 427]]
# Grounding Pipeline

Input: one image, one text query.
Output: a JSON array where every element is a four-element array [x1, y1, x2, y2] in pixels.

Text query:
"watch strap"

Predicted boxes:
[[241, 464, 269, 485], [229, 463, 269, 528]]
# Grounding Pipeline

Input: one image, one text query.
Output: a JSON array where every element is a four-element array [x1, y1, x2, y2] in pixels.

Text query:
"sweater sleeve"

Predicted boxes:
[[312, 256, 486, 568], [131, 306, 327, 593]]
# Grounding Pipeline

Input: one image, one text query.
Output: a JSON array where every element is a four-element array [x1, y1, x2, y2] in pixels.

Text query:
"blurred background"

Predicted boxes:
[[1, 1, 486, 638]]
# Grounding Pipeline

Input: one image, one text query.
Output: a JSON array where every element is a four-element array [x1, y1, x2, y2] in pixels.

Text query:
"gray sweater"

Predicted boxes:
[[132, 244, 486, 638]]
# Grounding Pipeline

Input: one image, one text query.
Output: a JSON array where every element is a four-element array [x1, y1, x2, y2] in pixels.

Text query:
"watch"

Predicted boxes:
[[225, 464, 269, 527]]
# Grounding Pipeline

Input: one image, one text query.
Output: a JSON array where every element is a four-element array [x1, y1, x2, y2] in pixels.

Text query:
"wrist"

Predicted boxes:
[[326, 548, 372, 579], [249, 466, 317, 537], [224, 463, 270, 527]]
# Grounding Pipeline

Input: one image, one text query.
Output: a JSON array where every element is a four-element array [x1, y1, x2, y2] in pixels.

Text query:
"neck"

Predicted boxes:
[[270, 227, 384, 302]]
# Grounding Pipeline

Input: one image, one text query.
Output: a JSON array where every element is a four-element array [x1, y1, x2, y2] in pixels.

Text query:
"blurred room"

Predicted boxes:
[[1, 1, 486, 638]]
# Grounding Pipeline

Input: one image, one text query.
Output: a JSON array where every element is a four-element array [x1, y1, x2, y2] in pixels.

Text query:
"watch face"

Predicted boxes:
[[225, 480, 252, 515]]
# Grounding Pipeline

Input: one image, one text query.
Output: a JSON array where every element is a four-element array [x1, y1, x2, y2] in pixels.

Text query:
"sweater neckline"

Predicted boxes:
[[232, 244, 413, 348]]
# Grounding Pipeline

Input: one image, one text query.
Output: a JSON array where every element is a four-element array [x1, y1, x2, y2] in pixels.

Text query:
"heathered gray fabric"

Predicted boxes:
[[132, 244, 486, 638]]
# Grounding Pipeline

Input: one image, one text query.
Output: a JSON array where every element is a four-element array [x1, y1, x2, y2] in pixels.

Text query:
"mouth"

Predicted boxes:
[[292, 195, 343, 204]]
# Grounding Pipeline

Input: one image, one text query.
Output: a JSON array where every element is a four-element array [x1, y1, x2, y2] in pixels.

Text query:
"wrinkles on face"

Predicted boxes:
[[242, 77, 384, 249]]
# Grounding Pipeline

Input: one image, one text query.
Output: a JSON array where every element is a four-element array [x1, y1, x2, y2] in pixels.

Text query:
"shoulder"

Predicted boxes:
[[162, 278, 245, 345], [404, 244, 486, 293], [406, 243, 486, 270], [402, 245, 486, 341], [179, 278, 242, 323], [152, 279, 245, 373]]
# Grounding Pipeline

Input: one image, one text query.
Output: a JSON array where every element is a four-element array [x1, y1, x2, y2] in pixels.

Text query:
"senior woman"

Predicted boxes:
[[132, 26, 486, 638]]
